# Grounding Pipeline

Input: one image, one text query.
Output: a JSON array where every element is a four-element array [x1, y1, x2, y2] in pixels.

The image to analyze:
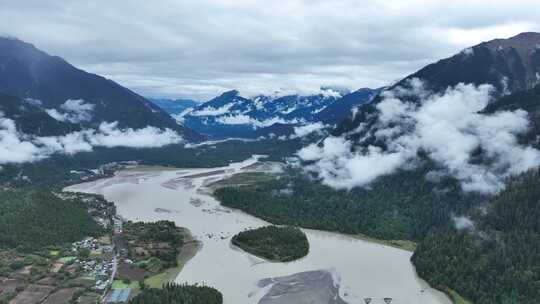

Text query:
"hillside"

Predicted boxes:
[[148, 98, 199, 115], [336, 32, 540, 141], [214, 32, 540, 303], [0, 37, 200, 140]]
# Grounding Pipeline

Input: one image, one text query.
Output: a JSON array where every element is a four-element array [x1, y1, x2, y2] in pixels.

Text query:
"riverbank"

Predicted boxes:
[[352, 233, 417, 252], [145, 228, 201, 288], [66, 158, 453, 304]]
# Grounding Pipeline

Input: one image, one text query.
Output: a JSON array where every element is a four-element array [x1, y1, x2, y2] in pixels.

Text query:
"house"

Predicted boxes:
[[107, 288, 132, 303]]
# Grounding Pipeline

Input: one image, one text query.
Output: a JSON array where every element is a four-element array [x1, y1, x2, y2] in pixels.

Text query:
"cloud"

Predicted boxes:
[[46, 99, 94, 123], [453, 216, 475, 230], [190, 104, 233, 116], [171, 108, 194, 124], [0, 113, 183, 164], [215, 114, 302, 129], [88, 122, 182, 148], [298, 80, 540, 193], [293, 122, 326, 137], [0, 116, 44, 164], [2, 1, 539, 99]]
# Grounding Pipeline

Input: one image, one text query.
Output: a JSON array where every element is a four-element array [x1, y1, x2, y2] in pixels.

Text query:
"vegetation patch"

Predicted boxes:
[[231, 226, 309, 262], [58, 256, 76, 263], [353, 233, 417, 252], [412, 171, 540, 304], [111, 280, 139, 289], [131, 283, 222, 304], [215, 167, 482, 242], [209, 172, 279, 190], [444, 288, 474, 304], [0, 188, 103, 251]]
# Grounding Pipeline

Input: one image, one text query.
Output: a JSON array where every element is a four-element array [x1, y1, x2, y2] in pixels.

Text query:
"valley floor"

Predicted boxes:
[[65, 156, 452, 304]]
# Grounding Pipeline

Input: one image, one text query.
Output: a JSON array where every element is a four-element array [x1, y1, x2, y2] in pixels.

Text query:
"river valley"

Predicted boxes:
[[65, 156, 452, 304]]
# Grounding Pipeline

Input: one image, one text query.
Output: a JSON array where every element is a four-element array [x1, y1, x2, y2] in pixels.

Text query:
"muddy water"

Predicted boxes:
[[65, 156, 451, 304]]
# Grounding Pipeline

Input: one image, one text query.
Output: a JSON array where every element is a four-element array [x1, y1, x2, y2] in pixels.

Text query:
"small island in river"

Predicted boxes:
[[231, 226, 309, 262]]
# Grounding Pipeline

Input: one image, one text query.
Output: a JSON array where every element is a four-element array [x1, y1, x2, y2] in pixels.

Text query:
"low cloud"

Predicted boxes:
[[293, 122, 326, 137], [298, 80, 540, 193], [171, 108, 194, 124], [46, 99, 94, 123], [190, 104, 233, 116], [88, 122, 182, 148], [215, 114, 301, 129], [0, 113, 183, 165], [453, 216, 475, 231]]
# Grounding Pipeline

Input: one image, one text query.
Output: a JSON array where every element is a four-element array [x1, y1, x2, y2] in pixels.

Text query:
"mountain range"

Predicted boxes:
[[147, 98, 199, 115], [335, 32, 540, 140], [151, 87, 381, 138], [0, 37, 200, 140], [2, 30, 540, 304]]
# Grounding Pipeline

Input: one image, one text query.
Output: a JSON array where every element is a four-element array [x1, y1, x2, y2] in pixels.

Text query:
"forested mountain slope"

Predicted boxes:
[[0, 37, 200, 140], [216, 32, 540, 304]]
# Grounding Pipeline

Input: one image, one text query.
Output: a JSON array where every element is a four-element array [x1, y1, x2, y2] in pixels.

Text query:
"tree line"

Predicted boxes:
[[232, 226, 308, 262]]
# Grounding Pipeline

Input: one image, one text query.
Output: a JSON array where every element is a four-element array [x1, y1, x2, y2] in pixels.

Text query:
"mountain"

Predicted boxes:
[[405, 31, 540, 94], [335, 32, 540, 139], [312, 32, 540, 303], [148, 98, 199, 115], [0, 37, 200, 140], [0, 93, 80, 136], [182, 88, 378, 138], [316, 87, 383, 123]]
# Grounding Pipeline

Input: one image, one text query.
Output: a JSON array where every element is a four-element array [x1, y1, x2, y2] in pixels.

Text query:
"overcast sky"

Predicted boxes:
[[1, 0, 539, 101]]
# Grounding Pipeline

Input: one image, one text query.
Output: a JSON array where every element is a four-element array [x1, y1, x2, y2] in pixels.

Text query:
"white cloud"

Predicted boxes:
[[215, 114, 254, 125], [88, 122, 182, 148], [45, 99, 94, 123], [3, 1, 539, 99], [0, 115, 44, 164], [453, 216, 475, 230], [215, 114, 302, 129], [299, 80, 540, 193], [171, 108, 194, 124], [298, 137, 407, 189], [0, 113, 183, 164], [293, 122, 326, 137], [190, 104, 233, 116]]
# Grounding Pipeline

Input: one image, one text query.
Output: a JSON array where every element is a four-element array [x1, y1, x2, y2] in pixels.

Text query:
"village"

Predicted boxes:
[[0, 190, 190, 304]]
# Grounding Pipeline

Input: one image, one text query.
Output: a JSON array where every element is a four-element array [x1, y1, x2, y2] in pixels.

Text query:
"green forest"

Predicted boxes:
[[130, 283, 223, 304], [0, 188, 103, 251], [413, 171, 540, 304], [231, 226, 309, 262], [0, 139, 299, 188], [124, 220, 184, 268], [216, 167, 540, 303], [216, 166, 482, 241]]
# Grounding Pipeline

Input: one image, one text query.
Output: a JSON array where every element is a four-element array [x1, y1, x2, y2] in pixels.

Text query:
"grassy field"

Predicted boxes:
[[58, 256, 76, 263], [353, 233, 417, 252], [144, 233, 200, 289], [111, 280, 140, 289], [445, 288, 474, 304], [208, 172, 278, 190], [144, 265, 183, 289]]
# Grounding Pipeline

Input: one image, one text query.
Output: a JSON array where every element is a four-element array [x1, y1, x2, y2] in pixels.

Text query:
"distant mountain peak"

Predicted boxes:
[[220, 89, 240, 97], [177, 87, 378, 139]]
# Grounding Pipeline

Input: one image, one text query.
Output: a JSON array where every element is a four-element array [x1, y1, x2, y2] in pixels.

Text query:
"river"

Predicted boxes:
[[65, 156, 451, 304]]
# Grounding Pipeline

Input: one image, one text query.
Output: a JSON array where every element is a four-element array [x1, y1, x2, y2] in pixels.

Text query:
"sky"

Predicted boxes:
[[1, 0, 539, 101]]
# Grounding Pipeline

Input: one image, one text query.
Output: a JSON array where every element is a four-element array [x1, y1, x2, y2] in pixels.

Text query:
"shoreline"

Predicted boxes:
[[144, 227, 202, 289], [66, 161, 455, 304]]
